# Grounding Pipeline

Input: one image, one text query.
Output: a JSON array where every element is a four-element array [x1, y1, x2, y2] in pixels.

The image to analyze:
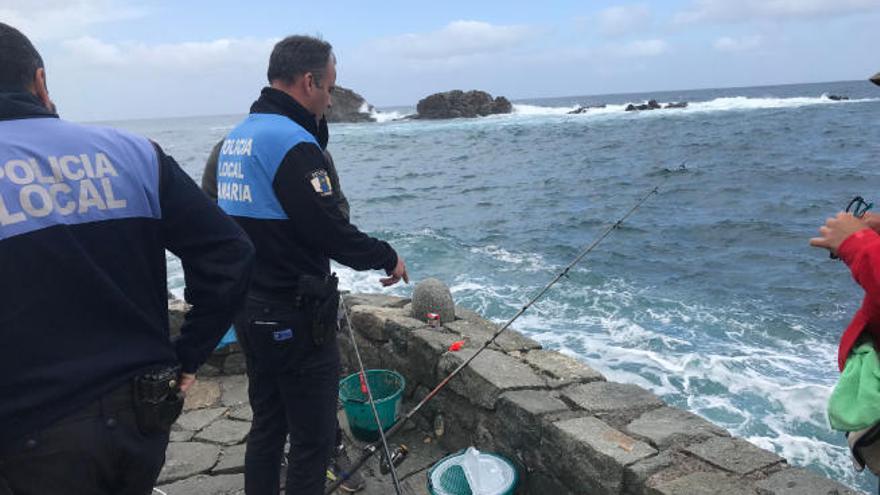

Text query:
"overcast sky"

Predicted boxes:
[[3, 0, 878, 121]]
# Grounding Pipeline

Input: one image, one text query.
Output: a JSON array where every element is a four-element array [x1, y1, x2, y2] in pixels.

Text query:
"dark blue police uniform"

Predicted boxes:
[[218, 88, 397, 494], [0, 90, 254, 495]]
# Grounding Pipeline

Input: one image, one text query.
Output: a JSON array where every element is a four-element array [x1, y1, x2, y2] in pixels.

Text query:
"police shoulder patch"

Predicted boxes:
[[307, 169, 333, 197]]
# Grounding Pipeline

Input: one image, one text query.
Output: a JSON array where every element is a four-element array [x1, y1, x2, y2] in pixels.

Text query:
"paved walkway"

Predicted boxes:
[[153, 373, 449, 495]]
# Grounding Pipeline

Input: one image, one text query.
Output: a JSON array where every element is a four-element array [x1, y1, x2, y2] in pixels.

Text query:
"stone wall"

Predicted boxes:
[[335, 293, 859, 495]]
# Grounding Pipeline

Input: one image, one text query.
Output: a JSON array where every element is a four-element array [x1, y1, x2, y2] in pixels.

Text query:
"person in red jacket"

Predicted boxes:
[[810, 212, 880, 370]]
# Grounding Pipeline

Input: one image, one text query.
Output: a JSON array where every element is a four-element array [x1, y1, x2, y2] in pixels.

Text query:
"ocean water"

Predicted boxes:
[[108, 80, 880, 493]]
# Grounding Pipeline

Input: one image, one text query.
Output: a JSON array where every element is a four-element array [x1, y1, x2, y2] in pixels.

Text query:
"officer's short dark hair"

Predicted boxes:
[[0, 23, 44, 92], [267, 35, 333, 86]]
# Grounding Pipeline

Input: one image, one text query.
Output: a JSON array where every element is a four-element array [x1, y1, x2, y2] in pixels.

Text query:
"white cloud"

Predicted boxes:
[[369, 20, 539, 61], [606, 39, 669, 58], [675, 0, 880, 24], [713, 35, 764, 52], [597, 4, 653, 37], [0, 0, 145, 41], [61, 36, 278, 72]]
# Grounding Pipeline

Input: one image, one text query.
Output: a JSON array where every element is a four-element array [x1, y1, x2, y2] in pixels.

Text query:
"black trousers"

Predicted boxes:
[[235, 298, 340, 495], [0, 384, 169, 495]]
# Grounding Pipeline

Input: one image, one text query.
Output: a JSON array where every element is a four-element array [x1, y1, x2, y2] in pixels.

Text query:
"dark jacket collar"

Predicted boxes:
[[250, 87, 328, 149], [0, 91, 58, 121]]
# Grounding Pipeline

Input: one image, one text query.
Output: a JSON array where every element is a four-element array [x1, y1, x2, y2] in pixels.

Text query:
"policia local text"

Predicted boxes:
[[0, 152, 128, 226]]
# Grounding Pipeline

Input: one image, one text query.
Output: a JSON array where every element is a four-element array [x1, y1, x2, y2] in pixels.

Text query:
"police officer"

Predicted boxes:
[[216, 35, 408, 494], [203, 128, 364, 492], [0, 23, 254, 495]]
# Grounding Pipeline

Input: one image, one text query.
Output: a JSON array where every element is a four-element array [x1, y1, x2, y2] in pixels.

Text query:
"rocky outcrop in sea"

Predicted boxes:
[[326, 86, 375, 123], [415, 90, 512, 119]]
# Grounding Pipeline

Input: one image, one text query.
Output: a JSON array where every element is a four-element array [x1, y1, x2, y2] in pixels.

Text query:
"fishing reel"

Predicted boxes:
[[830, 196, 874, 260]]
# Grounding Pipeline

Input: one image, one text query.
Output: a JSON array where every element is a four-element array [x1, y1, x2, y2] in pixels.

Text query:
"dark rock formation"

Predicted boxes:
[[568, 104, 607, 114], [415, 90, 513, 119], [664, 101, 688, 109], [827, 95, 849, 101], [625, 99, 662, 112], [325, 86, 375, 123], [871, 72, 880, 87]]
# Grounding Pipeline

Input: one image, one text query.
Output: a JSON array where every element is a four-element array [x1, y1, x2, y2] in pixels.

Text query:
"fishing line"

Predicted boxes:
[[326, 179, 666, 494], [338, 298, 403, 494]]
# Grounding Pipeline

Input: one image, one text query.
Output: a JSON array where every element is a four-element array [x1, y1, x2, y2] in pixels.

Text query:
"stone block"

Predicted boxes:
[[439, 348, 547, 409], [349, 305, 405, 342], [406, 328, 460, 387], [561, 382, 664, 427], [444, 319, 542, 353], [624, 451, 716, 495], [176, 407, 228, 432], [411, 278, 455, 323], [223, 353, 247, 375], [685, 437, 784, 475], [342, 293, 409, 310], [626, 406, 728, 450], [523, 349, 605, 388], [754, 467, 860, 495], [220, 375, 249, 408], [157, 441, 221, 484], [228, 404, 253, 422], [169, 427, 195, 443], [545, 416, 657, 495], [213, 443, 247, 475], [194, 419, 250, 446], [157, 474, 244, 495], [650, 472, 758, 495], [496, 390, 572, 469], [183, 379, 221, 411], [168, 298, 190, 339]]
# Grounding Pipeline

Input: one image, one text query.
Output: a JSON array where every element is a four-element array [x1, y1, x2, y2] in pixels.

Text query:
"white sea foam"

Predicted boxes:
[[510, 95, 879, 119], [362, 103, 407, 123]]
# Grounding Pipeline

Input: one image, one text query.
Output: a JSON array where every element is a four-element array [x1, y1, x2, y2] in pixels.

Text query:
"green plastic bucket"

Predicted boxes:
[[427, 448, 518, 495], [339, 369, 405, 442]]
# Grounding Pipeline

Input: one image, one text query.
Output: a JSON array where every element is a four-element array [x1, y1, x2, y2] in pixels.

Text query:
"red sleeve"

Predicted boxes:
[[835, 228, 880, 370]]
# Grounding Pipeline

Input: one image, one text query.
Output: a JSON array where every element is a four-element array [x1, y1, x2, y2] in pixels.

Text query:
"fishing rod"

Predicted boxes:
[[337, 298, 403, 494], [326, 180, 665, 494]]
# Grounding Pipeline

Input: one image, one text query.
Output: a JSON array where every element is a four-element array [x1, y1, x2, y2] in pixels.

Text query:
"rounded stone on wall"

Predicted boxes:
[[411, 278, 455, 324]]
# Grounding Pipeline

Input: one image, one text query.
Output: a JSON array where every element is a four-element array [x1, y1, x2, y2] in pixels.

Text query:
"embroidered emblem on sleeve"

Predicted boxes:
[[308, 170, 333, 197]]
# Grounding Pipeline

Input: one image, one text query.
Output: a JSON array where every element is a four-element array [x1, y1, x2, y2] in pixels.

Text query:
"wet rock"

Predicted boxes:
[[664, 101, 688, 109], [568, 104, 606, 114], [325, 86, 376, 123], [827, 94, 849, 101], [416, 90, 512, 119]]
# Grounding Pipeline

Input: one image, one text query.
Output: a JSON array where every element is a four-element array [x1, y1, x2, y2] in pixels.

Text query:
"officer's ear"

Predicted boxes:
[[33, 67, 55, 112]]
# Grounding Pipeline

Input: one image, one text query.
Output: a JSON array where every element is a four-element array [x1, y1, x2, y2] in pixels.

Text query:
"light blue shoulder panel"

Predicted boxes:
[[217, 113, 318, 220], [0, 118, 161, 241]]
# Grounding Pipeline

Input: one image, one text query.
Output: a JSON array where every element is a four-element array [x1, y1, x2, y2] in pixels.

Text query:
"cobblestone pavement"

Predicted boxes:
[[153, 373, 452, 495]]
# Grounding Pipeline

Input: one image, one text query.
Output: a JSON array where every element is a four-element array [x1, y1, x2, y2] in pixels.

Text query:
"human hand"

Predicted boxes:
[[809, 212, 870, 256], [380, 256, 409, 287], [178, 373, 197, 394], [861, 212, 880, 234]]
